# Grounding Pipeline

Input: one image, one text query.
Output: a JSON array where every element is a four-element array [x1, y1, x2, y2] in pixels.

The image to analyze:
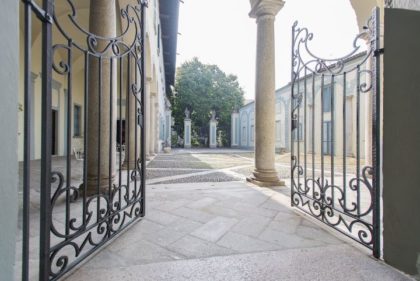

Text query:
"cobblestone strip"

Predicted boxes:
[[146, 164, 253, 185]]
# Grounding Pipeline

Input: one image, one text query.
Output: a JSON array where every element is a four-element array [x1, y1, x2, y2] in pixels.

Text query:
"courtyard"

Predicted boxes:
[[57, 149, 410, 280]]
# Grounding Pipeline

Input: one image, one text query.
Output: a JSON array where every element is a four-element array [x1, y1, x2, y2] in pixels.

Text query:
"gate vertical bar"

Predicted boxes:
[[22, 1, 32, 280], [290, 22, 295, 206], [304, 69, 307, 189], [372, 6, 381, 259], [342, 72, 347, 211], [65, 39, 73, 237], [330, 75, 335, 207], [320, 74, 325, 208], [126, 54, 131, 190], [39, 0, 53, 279], [356, 65, 361, 217], [119, 57, 123, 208], [108, 57, 114, 236], [83, 52, 89, 226], [312, 73, 315, 198], [140, 2, 146, 216]]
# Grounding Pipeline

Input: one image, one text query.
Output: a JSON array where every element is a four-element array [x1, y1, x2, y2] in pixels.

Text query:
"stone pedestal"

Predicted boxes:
[[166, 110, 172, 145], [163, 109, 172, 153], [184, 119, 191, 148], [231, 112, 239, 147], [247, 0, 285, 187], [209, 120, 217, 148], [85, 0, 117, 195]]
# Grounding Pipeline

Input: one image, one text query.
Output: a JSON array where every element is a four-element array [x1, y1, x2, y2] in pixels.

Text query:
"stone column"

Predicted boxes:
[[247, 0, 285, 187], [85, 0, 117, 195], [231, 111, 239, 147], [149, 93, 156, 155], [154, 101, 160, 153], [184, 118, 192, 148], [209, 121, 217, 148], [144, 79, 151, 160], [123, 56, 139, 169]]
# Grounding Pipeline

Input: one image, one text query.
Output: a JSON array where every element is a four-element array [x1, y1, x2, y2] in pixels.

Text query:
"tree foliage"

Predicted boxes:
[[171, 58, 244, 146]]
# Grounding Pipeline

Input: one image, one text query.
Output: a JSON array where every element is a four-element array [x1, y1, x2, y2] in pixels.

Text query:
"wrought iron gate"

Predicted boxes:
[[21, 1, 147, 280], [290, 8, 381, 257]]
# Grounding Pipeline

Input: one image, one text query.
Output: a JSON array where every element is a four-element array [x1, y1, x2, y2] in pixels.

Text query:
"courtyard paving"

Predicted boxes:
[[64, 149, 413, 281]]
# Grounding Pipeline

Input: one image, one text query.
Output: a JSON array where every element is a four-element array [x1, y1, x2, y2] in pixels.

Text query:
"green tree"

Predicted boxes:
[[171, 58, 244, 146]]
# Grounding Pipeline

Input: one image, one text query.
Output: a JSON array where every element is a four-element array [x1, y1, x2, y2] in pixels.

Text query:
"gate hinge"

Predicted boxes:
[[374, 48, 384, 57], [24, 0, 53, 24]]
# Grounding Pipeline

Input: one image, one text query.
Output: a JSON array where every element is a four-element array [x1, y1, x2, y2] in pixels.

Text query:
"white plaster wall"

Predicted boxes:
[[145, 0, 170, 152], [392, 0, 420, 10]]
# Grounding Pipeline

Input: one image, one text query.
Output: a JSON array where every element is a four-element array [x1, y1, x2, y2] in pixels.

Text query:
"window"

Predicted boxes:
[[293, 122, 303, 141], [323, 84, 332, 113], [250, 125, 254, 142], [323, 121, 332, 155], [276, 120, 281, 141], [73, 104, 81, 137]]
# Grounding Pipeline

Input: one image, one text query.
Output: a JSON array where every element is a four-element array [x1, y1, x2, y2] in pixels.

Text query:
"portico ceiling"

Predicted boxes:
[[159, 0, 180, 95]]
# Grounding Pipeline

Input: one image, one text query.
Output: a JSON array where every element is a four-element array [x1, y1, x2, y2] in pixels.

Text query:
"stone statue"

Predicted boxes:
[[210, 110, 216, 121], [184, 108, 190, 119]]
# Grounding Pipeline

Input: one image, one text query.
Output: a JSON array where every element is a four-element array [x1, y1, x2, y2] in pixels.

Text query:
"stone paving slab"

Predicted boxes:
[[19, 150, 412, 281], [191, 216, 238, 242], [166, 235, 235, 259], [64, 180, 414, 281], [67, 244, 412, 281]]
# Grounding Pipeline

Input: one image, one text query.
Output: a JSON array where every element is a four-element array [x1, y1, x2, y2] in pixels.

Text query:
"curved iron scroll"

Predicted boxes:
[[290, 8, 381, 257], [42, 1, 148, 279]]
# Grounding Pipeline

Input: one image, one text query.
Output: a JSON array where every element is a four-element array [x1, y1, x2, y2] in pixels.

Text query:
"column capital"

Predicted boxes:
[[249, 0, 285, 19]]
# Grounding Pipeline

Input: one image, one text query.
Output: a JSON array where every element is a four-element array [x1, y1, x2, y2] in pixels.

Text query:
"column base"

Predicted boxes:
[[79, 176, 116, 197], [184, 145, 191, 149], [121, 160, 138, 170], [246, 169, 285, 187]]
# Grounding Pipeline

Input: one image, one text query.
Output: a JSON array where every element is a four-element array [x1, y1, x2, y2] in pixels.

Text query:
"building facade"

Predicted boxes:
[[17, 0, 176, 162], [233, 53, 370, 160]]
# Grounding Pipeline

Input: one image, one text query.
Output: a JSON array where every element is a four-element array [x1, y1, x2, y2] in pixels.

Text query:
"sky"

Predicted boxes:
[[176, 0, 360, 100]]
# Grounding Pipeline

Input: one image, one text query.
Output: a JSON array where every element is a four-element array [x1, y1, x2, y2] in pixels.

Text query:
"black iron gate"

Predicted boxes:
[[21, 1, 147, 280], [290, 8, 381, 257]]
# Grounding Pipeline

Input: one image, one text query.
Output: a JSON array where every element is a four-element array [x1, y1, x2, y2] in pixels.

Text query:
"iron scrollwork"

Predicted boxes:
[[290, 8, 380, 255], [45, 0, 148, 279]]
